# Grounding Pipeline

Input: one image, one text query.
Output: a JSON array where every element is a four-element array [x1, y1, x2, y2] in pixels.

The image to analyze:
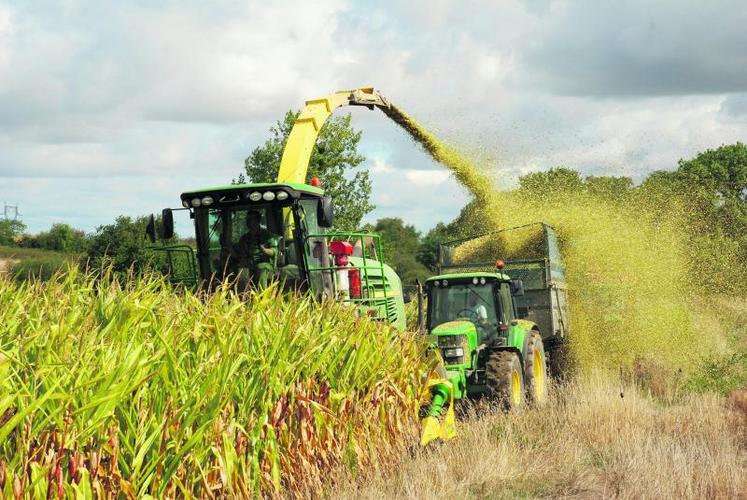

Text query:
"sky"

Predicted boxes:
[[1, 0, 747, 234]]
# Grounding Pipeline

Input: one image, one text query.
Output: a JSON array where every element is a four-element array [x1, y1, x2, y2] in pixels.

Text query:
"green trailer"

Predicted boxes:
[[419, 222, 570, 445]]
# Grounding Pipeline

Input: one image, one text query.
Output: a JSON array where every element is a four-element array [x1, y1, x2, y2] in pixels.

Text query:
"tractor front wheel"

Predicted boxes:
[[523, 331, 548, 405], [486, 350, 524, 412]]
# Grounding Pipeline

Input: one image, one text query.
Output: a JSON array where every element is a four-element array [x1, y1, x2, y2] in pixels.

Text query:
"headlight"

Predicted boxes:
[[248, 191, 262, 202], [191, 198, 201, 207], [480, 277, 486, 285], [472, 277, 479, 284], [182, 200, 190, 208], [201, 196, 214, 206], [442, 280, 448, 287], [262, 191, 276, 201], [443, 348, 464, 357], [433, 280, 440, 287], [276, 191, 289, 201], [438, 335, 465, 348]]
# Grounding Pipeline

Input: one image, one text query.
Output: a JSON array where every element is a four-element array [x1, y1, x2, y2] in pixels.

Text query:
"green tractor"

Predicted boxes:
[[419, 223, 569, 445]]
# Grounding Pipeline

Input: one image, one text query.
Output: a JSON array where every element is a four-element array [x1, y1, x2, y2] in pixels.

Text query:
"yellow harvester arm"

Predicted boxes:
[[276, 87, 390, 184]]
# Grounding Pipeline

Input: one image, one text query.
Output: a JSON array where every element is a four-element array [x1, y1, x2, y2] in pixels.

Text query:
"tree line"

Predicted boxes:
[[3, 108, 744, 292]]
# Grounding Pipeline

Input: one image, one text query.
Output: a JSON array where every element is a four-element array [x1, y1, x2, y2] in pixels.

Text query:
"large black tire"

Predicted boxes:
[[486, 350, 524, 412], [523, 331, 548, 405]]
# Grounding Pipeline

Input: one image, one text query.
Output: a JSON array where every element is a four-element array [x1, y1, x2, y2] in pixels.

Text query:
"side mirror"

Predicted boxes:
[[161, 209, 174, 240], [146, 214, 157, 243], [510, 279, 525, 296], [318, 196, 334, 228]]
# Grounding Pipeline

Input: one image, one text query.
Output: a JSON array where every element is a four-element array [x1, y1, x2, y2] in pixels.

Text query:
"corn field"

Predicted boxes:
[[0, 269, 426, 498]]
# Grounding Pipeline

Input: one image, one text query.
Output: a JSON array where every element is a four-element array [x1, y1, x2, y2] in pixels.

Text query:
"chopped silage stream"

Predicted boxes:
[[384, 104, 713, 372]]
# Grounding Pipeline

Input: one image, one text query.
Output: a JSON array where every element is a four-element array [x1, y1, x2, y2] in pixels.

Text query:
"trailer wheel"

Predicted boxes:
[[523, 331, 548, 405], [486, 350, 524, 412]]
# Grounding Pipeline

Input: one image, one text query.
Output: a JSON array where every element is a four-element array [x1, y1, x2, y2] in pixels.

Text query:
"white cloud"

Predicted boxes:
[[369, 157, 395, 174], [2, 0, 747, 234], [403, 170, 450, 186]]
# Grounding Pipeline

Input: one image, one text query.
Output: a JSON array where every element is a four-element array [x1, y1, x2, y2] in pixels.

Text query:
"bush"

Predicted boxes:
[[84, 215, 175, 276], [19, 223, 87, 253]]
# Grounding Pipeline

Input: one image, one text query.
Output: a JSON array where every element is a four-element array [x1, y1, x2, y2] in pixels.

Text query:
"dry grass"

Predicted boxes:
[[335, 376, 747, 499], [0, 258, 18, 276]]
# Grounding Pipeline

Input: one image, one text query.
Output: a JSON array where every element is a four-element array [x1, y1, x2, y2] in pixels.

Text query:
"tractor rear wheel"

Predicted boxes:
[[486, 350, 524, 412], [523, 331, 548, 404]]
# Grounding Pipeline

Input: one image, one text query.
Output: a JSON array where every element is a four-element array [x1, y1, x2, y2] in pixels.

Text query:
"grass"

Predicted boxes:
[[0, 245, 78, 282], [684, 296, 747, 395], [335, 376, 747, 499], [0, 269, 426, 498], [0, 245, 73, 261]]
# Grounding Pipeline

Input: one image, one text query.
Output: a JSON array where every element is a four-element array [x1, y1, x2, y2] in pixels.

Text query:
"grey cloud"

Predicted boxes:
[[720, 94, 747, 117], [523, 0, 747, 97]]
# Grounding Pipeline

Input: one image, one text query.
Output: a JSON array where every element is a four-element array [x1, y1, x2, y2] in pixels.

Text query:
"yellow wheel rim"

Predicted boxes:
[[511, 369, 521, 406], [533, 349, 546, 402]]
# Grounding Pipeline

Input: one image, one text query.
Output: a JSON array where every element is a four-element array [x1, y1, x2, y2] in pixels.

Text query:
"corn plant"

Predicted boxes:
[[0, 268, 426, 498]]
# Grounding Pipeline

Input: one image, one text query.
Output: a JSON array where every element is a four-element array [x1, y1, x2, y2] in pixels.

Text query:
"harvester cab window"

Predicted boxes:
[[298, 199, 331, 298], [428, 283, 498, 330], [200, 204, 302, 288]]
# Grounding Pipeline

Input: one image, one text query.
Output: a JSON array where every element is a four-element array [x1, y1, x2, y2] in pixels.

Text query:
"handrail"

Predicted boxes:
[[303, 232, 394, 321]]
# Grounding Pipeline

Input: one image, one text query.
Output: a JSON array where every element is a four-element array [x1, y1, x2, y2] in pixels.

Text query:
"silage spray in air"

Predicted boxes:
[[383, 103, 712, 373]]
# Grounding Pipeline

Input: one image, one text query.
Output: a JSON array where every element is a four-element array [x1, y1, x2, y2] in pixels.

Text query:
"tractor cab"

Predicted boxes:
[[426, 273, 523, 354]]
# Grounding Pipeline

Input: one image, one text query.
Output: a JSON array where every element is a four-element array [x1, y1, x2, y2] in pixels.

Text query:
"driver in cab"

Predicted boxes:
[[467, 293, 489, 327], [235, 210, 279, 289]]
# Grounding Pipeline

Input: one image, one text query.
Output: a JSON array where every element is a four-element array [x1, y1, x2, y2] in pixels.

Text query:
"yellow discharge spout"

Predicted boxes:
[[276, 87, 391, 184]]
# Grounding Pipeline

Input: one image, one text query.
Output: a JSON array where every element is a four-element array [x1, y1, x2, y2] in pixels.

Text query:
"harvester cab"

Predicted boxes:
[[148, 87, 406, 330], [419, 222, 570, 446]]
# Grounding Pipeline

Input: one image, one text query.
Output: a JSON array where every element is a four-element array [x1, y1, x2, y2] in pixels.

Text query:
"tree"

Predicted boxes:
[[239, 110, 374, 230], [518, 167, 583, 196], [518, 168, 634, 202], [676, 142, 747, 238], [22, 223, 87, 253], [417, 222, 452, 271], [584, 175, 633, 200], [85, 216, 171, 274], [0, 219, 26, 246], [367, 218, 430, 284]]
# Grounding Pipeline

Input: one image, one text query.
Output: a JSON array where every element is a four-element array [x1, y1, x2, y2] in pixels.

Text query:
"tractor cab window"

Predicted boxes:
[[428, 282, 498, 330], [197, 204, 302, 289], [498, 282, 515, 323]]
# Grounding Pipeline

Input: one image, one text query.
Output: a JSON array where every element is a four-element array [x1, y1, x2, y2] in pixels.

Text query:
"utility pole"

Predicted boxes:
[[2, 203, 21, 220]]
